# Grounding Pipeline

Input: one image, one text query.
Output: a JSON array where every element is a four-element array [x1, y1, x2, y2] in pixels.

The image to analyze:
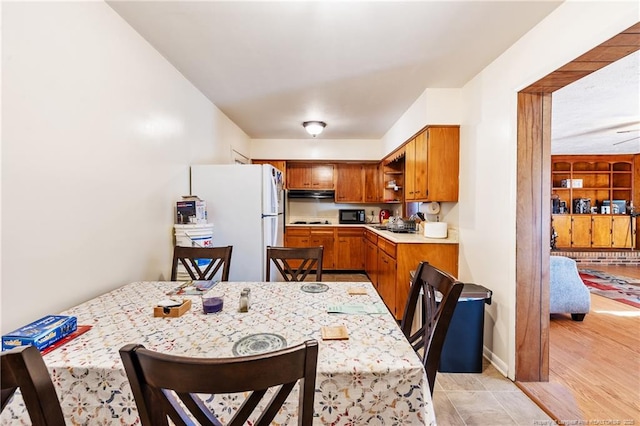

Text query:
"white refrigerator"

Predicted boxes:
[[190, 164, 284, 281]]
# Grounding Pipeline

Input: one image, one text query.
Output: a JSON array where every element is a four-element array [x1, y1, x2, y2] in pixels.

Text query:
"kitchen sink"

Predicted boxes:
[[370, 225, 388, 230]]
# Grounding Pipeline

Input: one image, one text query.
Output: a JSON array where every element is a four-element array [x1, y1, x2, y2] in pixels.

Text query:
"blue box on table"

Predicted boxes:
[[2, 315, 77, 351]]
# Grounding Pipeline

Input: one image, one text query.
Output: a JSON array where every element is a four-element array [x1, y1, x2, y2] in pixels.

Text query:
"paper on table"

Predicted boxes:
[[327, 303, 388, 314], [167, 280, 218, 295], [347, 287, 368, 295]]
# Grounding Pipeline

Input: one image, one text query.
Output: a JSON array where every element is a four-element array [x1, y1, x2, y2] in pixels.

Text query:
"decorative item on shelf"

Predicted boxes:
[[302, 121, 326, 137], [573, 198, 591, 214]]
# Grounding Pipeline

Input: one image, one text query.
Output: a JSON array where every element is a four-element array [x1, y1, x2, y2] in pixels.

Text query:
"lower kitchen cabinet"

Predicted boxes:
[[285, 226, 356, 271], [364, 230, 379, 287], [310, 228, 336, 269], [285, 227, 311, 247], [377, 244, 396, 315], [286, 226, 459, 319], [335, 228, 364, 270], [394, 243, 458, 320]]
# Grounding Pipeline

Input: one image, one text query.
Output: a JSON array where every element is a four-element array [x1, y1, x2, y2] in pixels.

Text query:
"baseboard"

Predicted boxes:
[[483, 346, 509, 378]]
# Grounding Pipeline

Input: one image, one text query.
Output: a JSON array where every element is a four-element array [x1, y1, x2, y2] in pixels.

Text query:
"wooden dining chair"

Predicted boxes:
[[265, 246, 323, 282], [1, 345, 66, 426], [120, 339, 319, 426], [170, 245, 233, 281], [400, 261, 464, 395]]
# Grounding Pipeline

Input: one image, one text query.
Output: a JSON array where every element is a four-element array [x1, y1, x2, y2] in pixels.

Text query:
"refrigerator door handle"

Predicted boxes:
[[263, 165, 279, 216]]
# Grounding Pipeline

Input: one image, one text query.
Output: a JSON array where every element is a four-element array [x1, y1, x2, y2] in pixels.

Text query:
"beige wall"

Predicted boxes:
[[1, 1, 248, 333]]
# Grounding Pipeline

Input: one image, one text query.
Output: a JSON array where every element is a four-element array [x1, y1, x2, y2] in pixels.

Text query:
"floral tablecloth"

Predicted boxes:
[[1, 281, 434, 425]]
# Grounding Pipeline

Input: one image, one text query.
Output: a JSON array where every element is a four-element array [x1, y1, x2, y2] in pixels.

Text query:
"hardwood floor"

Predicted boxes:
[[517, 264, 640, 423]]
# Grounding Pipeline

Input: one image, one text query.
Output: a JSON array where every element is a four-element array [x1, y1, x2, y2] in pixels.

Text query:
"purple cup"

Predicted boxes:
[[202, 296, 224, 314]]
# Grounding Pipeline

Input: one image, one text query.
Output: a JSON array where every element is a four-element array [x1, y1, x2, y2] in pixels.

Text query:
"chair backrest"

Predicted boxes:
[[265, 246, 323, 282], [400, 261, 464, 395], [1, 345, 66, 426], [171, 245, 233, 281], [120, 340, 319, 426]]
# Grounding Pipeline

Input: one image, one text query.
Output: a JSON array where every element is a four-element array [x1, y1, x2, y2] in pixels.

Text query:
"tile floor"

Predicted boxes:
[[323, 273, 554, 425], [434, 359, 552, 425]]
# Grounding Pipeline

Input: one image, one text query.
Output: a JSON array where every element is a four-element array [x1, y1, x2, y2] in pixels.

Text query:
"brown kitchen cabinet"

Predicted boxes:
[[394, 243, 458, 320], [285, 227, 311, 247], [404, 133, 426, 201], [284, 226, 335, 269], [335, 164, 365, 203], [251, 160, 286, 188], [405, 126, 459, 202], [382, 160, 404, 204], [377, 237, 397, 315], [374, 234, 459, 319], [364, 230, 378, 287], [335, 227, 364, 270], [310, 228, 336, 269], [364, 163, 381, 203], [287, 163, 334, 190]]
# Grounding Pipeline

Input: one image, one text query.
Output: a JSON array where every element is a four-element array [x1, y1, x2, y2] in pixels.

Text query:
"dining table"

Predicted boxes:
[[1, 280, 436, 425]]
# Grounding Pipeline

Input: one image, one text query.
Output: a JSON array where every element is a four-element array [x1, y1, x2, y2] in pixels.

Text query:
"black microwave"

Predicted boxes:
[[339, 209, 366, 224]]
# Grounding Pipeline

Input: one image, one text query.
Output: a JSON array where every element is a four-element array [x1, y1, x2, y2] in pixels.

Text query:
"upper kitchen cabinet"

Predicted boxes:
[[252, 160, 286, 186], [287, 163, 335, 190], [382, 149, 405, 203], [335, 163, 364, 203], [404, 133, 425, 201], [405, 126, 460, 202], [364, 163, 381, 203]]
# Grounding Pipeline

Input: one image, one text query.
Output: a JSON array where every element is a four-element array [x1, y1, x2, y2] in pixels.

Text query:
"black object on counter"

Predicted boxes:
[[439, 283, 492, 373]]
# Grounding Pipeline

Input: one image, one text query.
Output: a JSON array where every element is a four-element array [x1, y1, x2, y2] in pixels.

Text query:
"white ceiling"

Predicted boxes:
[[107, 1, 638, 154], [552, 50, 639, 155]]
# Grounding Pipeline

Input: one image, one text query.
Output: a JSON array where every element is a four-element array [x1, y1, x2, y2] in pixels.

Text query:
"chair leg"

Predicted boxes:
[[571, 313, 586, 321]]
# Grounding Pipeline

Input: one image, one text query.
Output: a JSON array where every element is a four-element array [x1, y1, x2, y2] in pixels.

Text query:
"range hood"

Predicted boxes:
[[287, 189, 335, 200]]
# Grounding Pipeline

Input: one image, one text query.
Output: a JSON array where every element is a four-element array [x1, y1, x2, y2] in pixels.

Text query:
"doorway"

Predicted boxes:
[[515, 22, 639, 380]]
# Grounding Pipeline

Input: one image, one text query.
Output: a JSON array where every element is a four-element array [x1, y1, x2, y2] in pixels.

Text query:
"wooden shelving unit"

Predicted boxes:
[[551, 155, 636, 249]]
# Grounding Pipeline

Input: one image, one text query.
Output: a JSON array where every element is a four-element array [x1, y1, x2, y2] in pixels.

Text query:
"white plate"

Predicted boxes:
[[232, 333, 287, 356], [301, 282, 329, 293]]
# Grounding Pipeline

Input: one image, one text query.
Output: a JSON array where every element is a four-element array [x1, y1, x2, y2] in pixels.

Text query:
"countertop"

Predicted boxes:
[[285, 223, 458, 244]]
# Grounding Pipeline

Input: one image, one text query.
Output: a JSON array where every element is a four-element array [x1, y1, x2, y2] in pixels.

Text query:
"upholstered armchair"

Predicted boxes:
[[549, 255, 591, 321]]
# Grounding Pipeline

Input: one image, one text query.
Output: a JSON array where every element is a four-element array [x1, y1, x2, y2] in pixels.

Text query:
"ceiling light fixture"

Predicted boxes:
[[303, 121, 326, 137]]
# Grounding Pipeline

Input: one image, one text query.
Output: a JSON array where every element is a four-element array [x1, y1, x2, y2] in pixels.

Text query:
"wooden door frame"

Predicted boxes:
[[515, 23, 639, 381]]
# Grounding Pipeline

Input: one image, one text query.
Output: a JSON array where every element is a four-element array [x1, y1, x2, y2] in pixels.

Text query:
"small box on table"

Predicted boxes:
[[2, 315, 78, 351], [153, 299, 192, 318]]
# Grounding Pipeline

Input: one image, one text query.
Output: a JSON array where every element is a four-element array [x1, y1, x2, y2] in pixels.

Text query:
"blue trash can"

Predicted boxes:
[[439, 283, 492, 373]]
